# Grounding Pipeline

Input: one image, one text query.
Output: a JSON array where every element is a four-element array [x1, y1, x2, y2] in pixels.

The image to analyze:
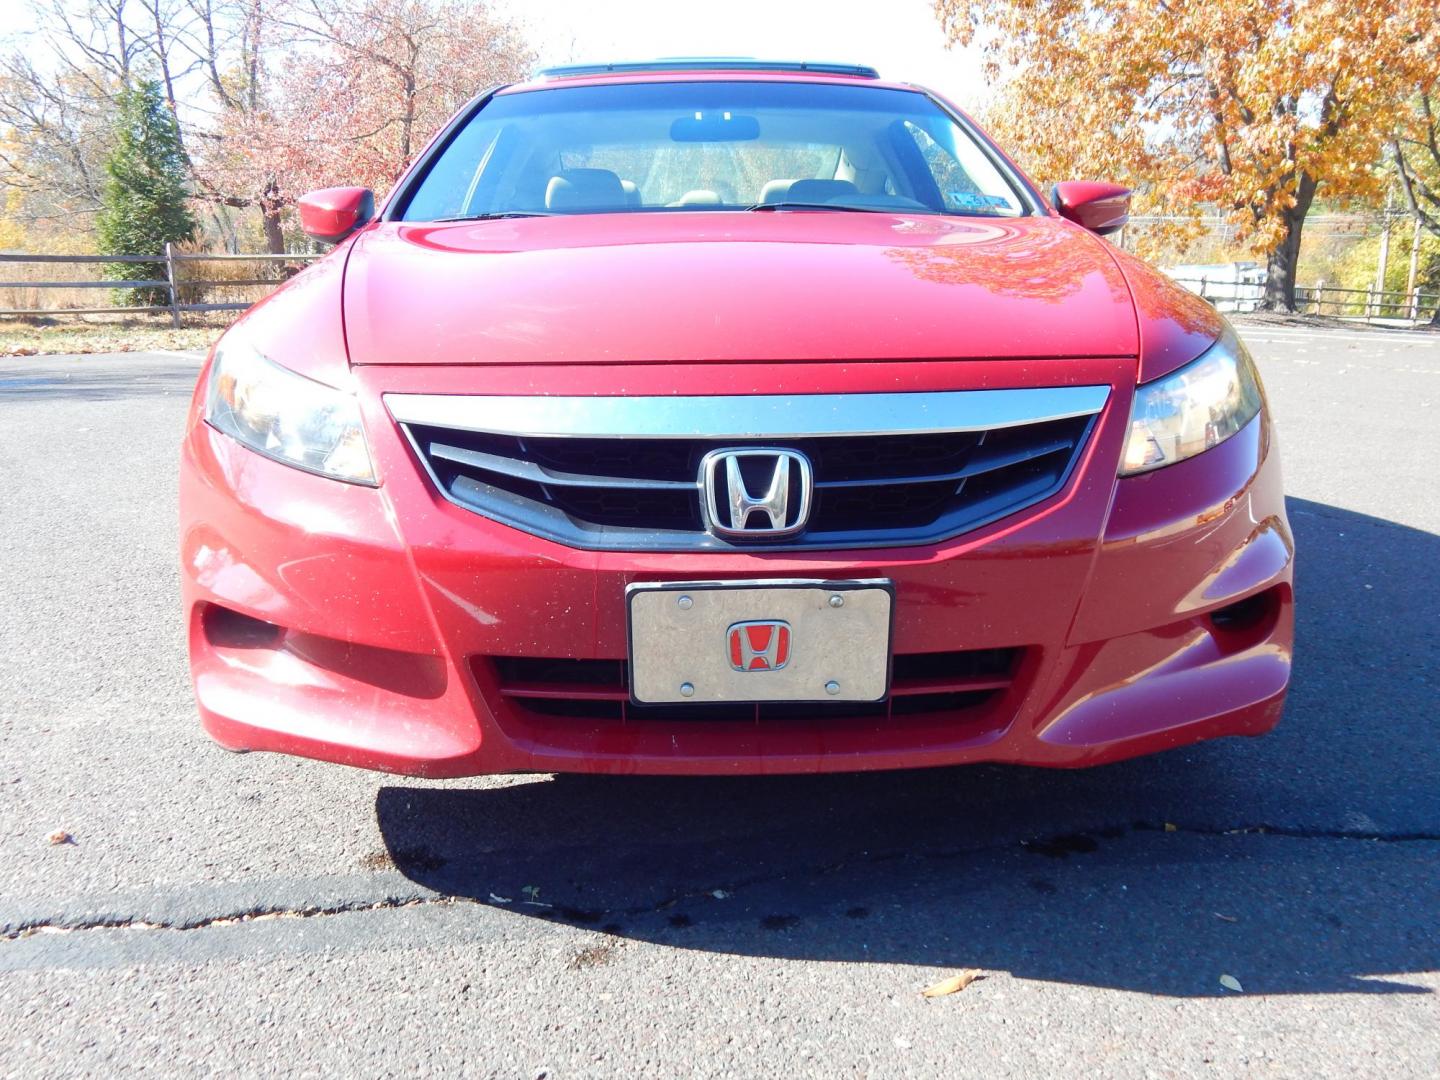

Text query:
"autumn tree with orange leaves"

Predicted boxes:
[[935, 0, 1440, 311]]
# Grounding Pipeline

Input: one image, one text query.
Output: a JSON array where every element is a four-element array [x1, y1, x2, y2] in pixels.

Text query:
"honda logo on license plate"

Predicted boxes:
[[727, 620, 791, 671]]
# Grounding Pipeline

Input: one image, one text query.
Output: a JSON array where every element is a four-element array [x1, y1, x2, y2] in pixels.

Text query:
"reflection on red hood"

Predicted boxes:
[[342, 212, 1141, 366]]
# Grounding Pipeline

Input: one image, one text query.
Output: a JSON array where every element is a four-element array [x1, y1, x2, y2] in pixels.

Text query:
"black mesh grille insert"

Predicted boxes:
[[485, 648, 1021, 724]]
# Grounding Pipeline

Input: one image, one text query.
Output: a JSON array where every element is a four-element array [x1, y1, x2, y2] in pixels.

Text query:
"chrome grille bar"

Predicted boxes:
[[384, 386, 1110, 439]]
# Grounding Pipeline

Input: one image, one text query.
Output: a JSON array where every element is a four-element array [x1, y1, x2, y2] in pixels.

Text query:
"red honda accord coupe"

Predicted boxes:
[[180, 59, 1293, 777]]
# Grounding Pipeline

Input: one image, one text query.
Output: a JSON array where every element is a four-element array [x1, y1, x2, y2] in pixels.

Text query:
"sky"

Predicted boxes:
[[498, 0, 991, 110]]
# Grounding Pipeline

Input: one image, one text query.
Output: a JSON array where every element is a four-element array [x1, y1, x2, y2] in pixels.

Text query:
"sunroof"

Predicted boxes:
[[534, 59, 881, 80]]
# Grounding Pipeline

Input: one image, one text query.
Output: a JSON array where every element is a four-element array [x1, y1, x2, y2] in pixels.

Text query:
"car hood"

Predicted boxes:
[[342, 212, 1140, 366]]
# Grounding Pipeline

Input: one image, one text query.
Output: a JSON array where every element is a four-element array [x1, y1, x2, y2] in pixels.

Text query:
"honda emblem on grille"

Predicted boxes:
[[700, 448, 812, 538], [727, 620, 791, 671]]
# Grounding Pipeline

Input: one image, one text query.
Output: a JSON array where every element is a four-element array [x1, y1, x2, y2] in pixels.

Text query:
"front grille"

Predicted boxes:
[[484, 648, 1021, 724], [398, 410, 1097, 551]]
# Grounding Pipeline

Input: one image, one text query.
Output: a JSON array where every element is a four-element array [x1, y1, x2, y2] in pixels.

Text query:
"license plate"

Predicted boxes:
[[626, 579, 894, 705]]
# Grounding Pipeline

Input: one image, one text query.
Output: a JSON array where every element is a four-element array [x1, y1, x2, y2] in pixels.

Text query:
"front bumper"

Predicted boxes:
[[179, 358, 1292, 777]]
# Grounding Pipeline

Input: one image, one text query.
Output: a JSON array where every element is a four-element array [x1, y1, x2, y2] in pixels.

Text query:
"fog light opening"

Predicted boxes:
[[201, 603, 285, 649], [1208, 588, 1279, 640]]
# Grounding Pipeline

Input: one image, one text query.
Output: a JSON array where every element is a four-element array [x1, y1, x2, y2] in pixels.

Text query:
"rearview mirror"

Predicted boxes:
[[1052, 181, 1131, 236], [670, 113, 760, 142], [298, 187, 376, 244]]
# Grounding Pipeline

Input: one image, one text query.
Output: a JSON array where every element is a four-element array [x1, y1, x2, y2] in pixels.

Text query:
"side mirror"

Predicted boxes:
[[1052, 181, 1131, 236], [298, 187, 376, 244]]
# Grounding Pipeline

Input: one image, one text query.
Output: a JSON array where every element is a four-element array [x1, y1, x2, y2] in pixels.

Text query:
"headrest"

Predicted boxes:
[[759, 179, 797, 204], [785, 179, 860, 204], [670, 190, 722, 207], [545, 168, 627, 211]]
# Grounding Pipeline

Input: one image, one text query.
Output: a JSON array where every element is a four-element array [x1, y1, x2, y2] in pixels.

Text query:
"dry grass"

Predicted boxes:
[[0, 259, 118, 314], [170, 239, 310, 308], [0, 312, 230, 356]]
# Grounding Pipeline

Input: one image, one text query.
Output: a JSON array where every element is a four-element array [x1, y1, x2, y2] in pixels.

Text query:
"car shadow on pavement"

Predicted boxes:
[[375, 497, 1439, 997]]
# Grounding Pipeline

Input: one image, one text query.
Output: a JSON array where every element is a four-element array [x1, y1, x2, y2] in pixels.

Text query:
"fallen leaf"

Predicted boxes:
[[921, 969, 982, 998], [1214, 912, 1238, 923], [47, 830, 73, 845], [488, 893, 512, 904], [711, 889, 731, 900], [1164, 822, 1178, 832], [1219, 974, 1244, 993]]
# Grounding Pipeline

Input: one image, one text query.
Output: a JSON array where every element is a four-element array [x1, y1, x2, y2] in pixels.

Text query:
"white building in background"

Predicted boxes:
[[1161, 262, 1266, 312]]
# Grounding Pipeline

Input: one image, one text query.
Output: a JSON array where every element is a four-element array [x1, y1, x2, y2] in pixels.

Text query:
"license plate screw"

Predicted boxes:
[[677, 595, 693, 610], [825, 680, 841, 695], [680, 682, 695, 697], [829, 594, 844, 608]]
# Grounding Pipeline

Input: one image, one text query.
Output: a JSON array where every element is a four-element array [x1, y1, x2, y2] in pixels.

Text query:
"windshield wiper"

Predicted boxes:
[[745, 200, 947, 216], [430, 211, 557, 222], [745, 200, 892, 214]]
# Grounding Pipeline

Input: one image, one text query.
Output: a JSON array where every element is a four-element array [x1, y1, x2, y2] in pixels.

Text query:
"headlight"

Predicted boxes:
[[1120, 329, 1265, 476], [205, 336, 376, 484]]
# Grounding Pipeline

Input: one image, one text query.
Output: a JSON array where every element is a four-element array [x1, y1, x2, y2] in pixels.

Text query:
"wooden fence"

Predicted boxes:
[[0, 246, 322, 327], [1173, 276, 1439, 324]]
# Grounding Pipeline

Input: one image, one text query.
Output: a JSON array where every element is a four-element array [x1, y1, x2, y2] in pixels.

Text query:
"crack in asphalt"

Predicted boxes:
[[1121, 821, 1440, 844], [6, 820, 1437, 942], [4, 897, 449, 942]]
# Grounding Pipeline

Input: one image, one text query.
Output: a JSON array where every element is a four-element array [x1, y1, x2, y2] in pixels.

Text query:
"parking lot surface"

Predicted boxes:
[[1, 322, 1438, 1076]]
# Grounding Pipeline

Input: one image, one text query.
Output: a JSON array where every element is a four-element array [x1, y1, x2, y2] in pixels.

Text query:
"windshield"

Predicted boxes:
[[398, 81, 1030, 221]]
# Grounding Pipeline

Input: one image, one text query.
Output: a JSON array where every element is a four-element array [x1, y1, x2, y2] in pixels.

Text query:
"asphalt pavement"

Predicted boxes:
[[1, 321, 1437, 1077]]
